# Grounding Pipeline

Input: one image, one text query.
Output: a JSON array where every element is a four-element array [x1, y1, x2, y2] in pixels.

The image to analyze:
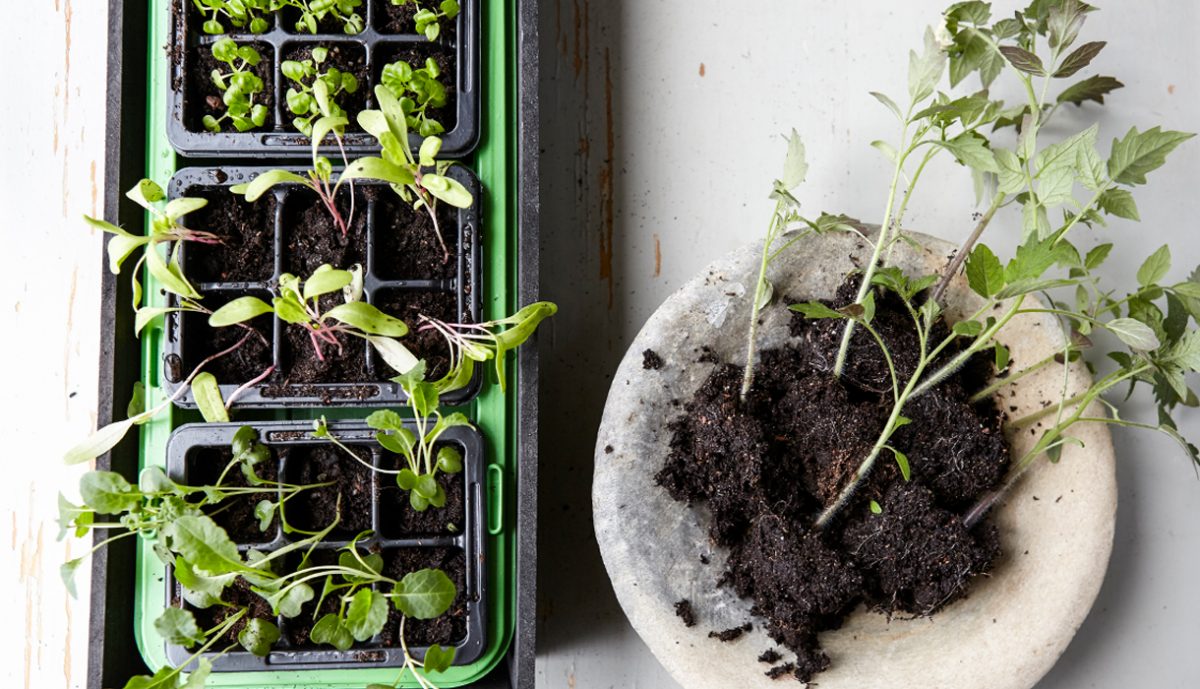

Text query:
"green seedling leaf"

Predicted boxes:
[[164, 515, 244, 575], [61, 558, 84, 598], [1107, 317, 1161, 351], [237, 170, 309, 201], [1057, 74, 1123, 106], [1107, 126, 1195, 186], [890, 447, 911, 481], [325, 302, 409, 336], [303, 266, 354, 301], [789, 301, 846, 320], [155, 608, 206, 648], [436, 446, 463, 473], [80, 470, 138, 514], [339, 550, 384, 582], [267, 582, 315, 618], [965, 243, 1005, 298], [1053, 40, 1105, 78], [1098, 188, 1139, 220], [367, 335, 420, 375], [192, 373, 229, 423], [1137, 245, 1171, 287], [174, 556, 236, 609], [393, 568, 456, 619], [779, 129, 808, 189], [423, 644, 457, 673], [999, 45, 1044, 75], [311, 613, 354, 651], [421, 173, 473, 208], [238, 618, 281, 657], [869, 500, 883, 515], [209, 296, 274, 327], [397, 468, 418, 491], [345, 588, 389, 641]]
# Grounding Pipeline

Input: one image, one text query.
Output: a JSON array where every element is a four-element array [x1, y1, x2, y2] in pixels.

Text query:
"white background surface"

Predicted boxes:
[[537, 1, 1200, 688], [0, 1, 1196, 688]]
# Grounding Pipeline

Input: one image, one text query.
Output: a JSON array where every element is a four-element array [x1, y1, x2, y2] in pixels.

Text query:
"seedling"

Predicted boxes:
[[204, 39, 269, 133], [84, 179, 218, 310], [344, 85, 475, 262], [279, 0, 365, 34], [758, 0, 1198, 530], [390, 0, 461, 41], [417, 301, 558, 393], [193, 0, 272, 34], [381, 57, 449, 136], [208, 264, 422, 375], [283, 47, 360, 137], [233, 111, 358, 237]]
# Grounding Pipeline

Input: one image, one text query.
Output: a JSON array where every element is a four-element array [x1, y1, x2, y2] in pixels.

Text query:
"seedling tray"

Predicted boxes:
[[161, 165, 483, 408], [167, 0, 480, 158], [160, 421, 489, 671]]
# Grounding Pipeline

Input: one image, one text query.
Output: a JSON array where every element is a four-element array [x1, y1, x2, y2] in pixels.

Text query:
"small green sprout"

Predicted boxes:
[[209, 264, 421, 375], [417, 301, 559, 394], [283, 46, 360, 136], [193, 0, 272, 35], [280, 0, 365, 35], [391, 0, 461, 41], [381, 57, 449, 136], [204, 39, 269, 133], [346, 85, 475, 262]]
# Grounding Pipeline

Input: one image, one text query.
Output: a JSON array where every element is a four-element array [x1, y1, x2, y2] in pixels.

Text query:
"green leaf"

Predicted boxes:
[[397, 468, 418, 491], [135, 306, 185, 336], [1056, 74, 1123, 106], [192, 373, 229, 423], [993, 149, 1026, 195], [174, 556, 236, 609], [127, 179, 166, 209], [310, 613, 354, 651], [890, 447, 911, 481], [1053, 41, 1105, 78], [1098, 188, 1140, 221], [422, 174, 473, 208], [965, 243, 1005, 298], [868, 500, 883, 515], [953, 319, 983, 336], [779, 129, 807, 190], [908, 26, 947, 103], [164, 197, 208, 220], [392, 568, 456, 619], [338, 550, 384, 582], [163, 516, 245, 575], [869, 91, 902, 121], [994, 341, 1011, 371], [66, 418, 135, 464], [80, 471, 138, 514], [345, 588, 389, 642], [423, 644, 456, 673], [367, 336, 420, 375], [209, 296, 274, 327], [1106, 317, 1161, 351], [155, 608, 205, 648], [366, 409, 406, 432], [1107, 126, 1195, 186], [341, 156, 417, 187], [1085, 243, 1113, 270], [143, 243, 199, 299], [239, 169, 309, 202], [265, 582, 314, 618], [324, 302, 409, 336], [303, 266, 354, 301], [61, 558, 84, 598], [938, 131, 999, 173], [238, 618, 280, 657], [414, 474, 438, 499], [788, 302, 846, 320], [999, 45, 1045, 75], [436, 446, 463, 473], [1137, 245, 1172, 287]]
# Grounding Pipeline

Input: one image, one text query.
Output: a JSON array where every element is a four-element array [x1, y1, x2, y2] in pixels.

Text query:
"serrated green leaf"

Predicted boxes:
[[1053, 41, 1105, 78], [788, 302, 846, 320], [1107, 126, 1196, 186], [1137, 245, 1172, 287], [965, 243, 1005, 297], [164, 516, 244, 575], [780, 129, 808, 190], [938, 131, 999, 173], [1098, 188, 1140, 221], [1057, 74, 1123, 106], [999, 45, 1044, 75], [994, 149, 1026, 194], [908, 26, 947, 103]]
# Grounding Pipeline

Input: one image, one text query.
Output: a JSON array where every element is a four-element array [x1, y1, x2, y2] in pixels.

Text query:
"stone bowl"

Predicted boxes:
[[593, 230, 1115, 689]]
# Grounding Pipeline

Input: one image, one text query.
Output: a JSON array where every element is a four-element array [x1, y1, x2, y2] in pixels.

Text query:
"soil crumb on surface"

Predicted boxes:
[[643, 348, 666, 370], [674, 599, 697, 627], [658, 277, 1009, 682], [708, 622, 752, 642]]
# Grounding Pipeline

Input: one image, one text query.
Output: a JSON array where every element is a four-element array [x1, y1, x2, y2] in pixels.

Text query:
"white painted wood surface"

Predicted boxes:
[[0, 1, 108, 688], [538, 1, 1199, 688]]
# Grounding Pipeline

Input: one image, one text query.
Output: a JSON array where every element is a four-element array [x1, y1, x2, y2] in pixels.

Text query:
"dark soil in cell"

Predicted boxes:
[[282, 44, 369, 130], [380, 548, 468, 647], [279, 5, 365, 35], [282, 317, 373, 384], [374, 43, 457, 132], [186, 447, 280, 543], [182, 189, 276, 283], [189, 577, 274, 646], [658, 277, 1009, 683], [185, 43, 275, 133], [370, 290, 458, 379], [378, 446, 465, 537], [283, 188, 369, 276], [283, 445, 374, 537], [374, 193, 458, 280], [180, 298, 274, 384]]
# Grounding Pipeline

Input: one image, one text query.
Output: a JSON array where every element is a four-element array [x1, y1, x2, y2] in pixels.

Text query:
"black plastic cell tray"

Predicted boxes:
[[163, 420, 487, 671], [167, 0, 480, 158], [161, 165, 483, 408]]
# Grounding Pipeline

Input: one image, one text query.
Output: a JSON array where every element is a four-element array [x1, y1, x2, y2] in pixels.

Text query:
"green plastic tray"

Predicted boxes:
[[131, 1, 521, 686]]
